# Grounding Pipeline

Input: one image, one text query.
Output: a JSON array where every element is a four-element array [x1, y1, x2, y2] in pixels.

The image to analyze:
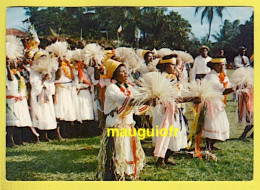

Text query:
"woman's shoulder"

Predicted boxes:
[[106, 83, 120, 92]]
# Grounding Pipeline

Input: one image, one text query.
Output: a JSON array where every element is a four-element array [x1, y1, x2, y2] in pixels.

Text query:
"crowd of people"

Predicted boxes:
[[6, 31, 254, 181]]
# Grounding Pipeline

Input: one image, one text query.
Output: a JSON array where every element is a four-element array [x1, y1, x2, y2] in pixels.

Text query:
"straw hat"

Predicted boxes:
[[33, 51, 46, 61], [157, 54, 177, 65], [207, 58, 225, 69], [198, 45, 210, 53]]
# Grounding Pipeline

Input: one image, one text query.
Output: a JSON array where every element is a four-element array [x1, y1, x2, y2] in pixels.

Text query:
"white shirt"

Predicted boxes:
[[234, 55, 250, 68], [191, 55, 212, 80]]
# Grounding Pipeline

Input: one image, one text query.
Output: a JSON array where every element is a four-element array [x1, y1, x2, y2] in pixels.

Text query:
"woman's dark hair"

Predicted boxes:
[[156, 54, 178, 72], [162, 54, 178, 60], [112, 64, 125, 80], [144, 51, 153, 61], [156, 63, 172, 73], [104, 47, 114, 50]]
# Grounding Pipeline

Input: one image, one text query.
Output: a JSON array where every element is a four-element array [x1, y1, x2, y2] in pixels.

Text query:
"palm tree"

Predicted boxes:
[[195, 7, 226, 42]]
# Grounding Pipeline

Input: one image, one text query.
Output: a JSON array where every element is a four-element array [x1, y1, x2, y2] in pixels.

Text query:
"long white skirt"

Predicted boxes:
[[55, 85, 77, 121], [6, 98, 32, 127], [202, 109, 230, 141], [31, 95, 57, 130], [77, 89, 94, 121], [152, 105, 187, 153]]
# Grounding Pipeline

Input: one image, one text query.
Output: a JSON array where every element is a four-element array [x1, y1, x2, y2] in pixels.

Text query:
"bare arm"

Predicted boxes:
[[6, 60, 14, 81], [223, 88, 234, 95], [55, 57, 62, 80]]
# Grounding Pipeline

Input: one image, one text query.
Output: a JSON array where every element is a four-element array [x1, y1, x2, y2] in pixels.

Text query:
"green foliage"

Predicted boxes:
[[211, 14, 253, 62], [24, 7, 192, 50], [24, 7, 253, 62], [195, 7, 226, 42]]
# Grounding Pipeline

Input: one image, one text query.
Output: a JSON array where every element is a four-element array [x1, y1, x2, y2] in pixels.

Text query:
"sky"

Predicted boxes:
[[6, 7, 253, 42]]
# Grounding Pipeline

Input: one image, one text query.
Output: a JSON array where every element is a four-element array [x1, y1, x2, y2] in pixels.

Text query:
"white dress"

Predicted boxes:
[[6, 69, 32, 127], [74, 69, 94, 121], [202, 70, 230, 141], [54, 65, 77, 121], [152, 78, 187, 158], [30, 70, 57, 130], [98, 83, 146, 179]]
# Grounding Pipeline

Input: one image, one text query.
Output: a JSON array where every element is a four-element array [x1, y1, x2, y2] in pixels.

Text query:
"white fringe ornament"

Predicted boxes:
[[6, 35, 24, 60], [135, 49, 144, 59], [230, 67, 254, 88], [133, 72, 178, 105], [65, 50, 74, 62], [81, 43, 105, 67], [46, 41, 68, 58], [152, 48, 158, 58], [173, 50, 194, 64], [70, 49, 83, 62], [181, 79, 224, 103], [115, 47, 143, 73], [31, 50, 58, 77], [157, 48, 173, 58]]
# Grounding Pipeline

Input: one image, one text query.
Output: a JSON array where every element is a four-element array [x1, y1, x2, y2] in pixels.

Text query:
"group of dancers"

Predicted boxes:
[[6, 32, 253, 180]]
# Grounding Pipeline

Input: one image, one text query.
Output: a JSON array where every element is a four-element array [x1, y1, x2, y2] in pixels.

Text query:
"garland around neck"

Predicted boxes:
[[115, 82, 131, 96]]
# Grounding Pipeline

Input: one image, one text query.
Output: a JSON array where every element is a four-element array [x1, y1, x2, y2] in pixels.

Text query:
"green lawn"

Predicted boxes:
[[6, 70, 254, 181]]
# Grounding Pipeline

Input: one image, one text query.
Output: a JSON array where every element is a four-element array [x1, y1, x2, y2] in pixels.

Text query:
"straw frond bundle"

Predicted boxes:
[[31, 50, 58, 76], [157, 48, 173, 58], [230, 67, 254, 87], [115, 47, 143, 72], [81, 43, 105, 67], [6, 35, 24, 60], [181, 79, 223, 103], [173, 50, 194, 64], [46, 41, 68, 57], [133, 72, 178, 105]]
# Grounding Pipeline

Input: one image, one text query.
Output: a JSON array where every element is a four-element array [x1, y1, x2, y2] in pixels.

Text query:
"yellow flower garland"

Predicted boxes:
[[61, 61, 73, 79]]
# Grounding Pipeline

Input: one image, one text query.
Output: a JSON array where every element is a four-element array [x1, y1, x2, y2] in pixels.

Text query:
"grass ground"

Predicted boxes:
[[6, 70, 254, 181]]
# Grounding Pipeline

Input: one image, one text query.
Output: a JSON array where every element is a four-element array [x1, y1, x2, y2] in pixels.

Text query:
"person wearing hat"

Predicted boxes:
[[191, 45, 212, 80], [201, 58, 234, 151], [30, 51, 60, 142], [234, 46, 250, 68], [152, 54, 200, 167], [97, 59, 147, 180], [137, 50, 154, 77]]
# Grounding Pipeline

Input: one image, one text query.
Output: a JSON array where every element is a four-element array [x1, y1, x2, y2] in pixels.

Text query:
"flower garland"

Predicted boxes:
[[116, 82, 131, 96], [11, 68, 26, 93], [76, 61, 92, 87], [61, 60, 73, 79], [219, 72, 228, 104]]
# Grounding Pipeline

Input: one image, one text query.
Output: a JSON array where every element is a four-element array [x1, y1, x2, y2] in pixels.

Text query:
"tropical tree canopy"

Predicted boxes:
[[24, 7, 253, 62], [195, 7, 226, 42]]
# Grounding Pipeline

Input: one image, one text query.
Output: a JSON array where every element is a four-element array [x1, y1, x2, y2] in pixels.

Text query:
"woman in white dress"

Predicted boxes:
[[97, 59, 148, 181], [72, 60, 94, 121], [30, 52, 58, 141], [202, 58, 234, 151], [6, 58, 34, 146], [152, 54, 200, 167]]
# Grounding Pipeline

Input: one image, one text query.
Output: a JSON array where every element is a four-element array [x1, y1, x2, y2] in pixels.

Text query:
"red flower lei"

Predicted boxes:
[[219, 72, 228, 104]]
